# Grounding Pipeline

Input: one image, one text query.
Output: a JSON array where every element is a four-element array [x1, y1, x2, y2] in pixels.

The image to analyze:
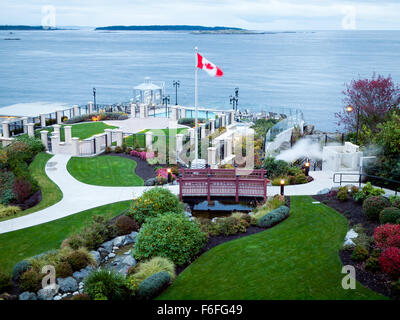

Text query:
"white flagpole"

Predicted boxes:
[[194, 47, 199, 167]]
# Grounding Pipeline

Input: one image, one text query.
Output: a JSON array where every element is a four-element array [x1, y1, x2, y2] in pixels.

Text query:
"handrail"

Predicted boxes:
[[333, 172, 399, 195]]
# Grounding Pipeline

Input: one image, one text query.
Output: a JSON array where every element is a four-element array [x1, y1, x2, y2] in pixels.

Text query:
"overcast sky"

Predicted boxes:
[[1, 0, 399, 30]]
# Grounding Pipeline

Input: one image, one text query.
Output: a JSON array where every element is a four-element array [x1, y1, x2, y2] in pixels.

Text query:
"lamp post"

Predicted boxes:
[[167, 168, 172, 183], [173, 80, 180, 105], [93, 87, 96, 111], [346, 105, 361, 145], [280, 179, 285, 196], [230, 87, 239, 112], [163, 95, 170, 117], [305, 161, 310, 177]]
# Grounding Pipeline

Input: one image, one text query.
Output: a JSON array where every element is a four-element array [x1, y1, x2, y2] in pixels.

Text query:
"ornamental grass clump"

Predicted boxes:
[[132, 256, 176, 283], [0, 204, 21, 218], [84, 269, 129, 300], [128, 187, 184, 224], [135, 212, 207, 266], [62, 215, 116, 250], [252, 195, 286, 221]]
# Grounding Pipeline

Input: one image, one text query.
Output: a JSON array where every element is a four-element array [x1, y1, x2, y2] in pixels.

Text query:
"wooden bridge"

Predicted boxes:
[[178, 168, 269, 202]]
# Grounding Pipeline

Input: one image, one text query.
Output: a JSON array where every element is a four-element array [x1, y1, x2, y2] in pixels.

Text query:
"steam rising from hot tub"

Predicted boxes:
[[276, 139, 324, 162]]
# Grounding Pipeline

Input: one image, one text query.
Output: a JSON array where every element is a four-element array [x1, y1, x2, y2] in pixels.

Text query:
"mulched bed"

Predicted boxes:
[[339, 249, 393, 298], [312, 193, 396, 299], [313, 194, 376, 236], [100, 152, 156, 180]]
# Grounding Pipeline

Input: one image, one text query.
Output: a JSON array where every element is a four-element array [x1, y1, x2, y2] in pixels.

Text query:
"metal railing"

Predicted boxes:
[[333, 172, 399, 195]]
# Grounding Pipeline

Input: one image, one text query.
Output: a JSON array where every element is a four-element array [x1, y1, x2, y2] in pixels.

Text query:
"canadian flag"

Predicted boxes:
[[196, 53, 223, 77]]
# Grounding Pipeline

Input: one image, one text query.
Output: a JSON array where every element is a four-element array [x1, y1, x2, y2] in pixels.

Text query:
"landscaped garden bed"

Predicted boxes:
[[0, 187, 292, 301], [0, 136, 48, 221], [64, 112, 128, 125], [313, 183, 400, 299]]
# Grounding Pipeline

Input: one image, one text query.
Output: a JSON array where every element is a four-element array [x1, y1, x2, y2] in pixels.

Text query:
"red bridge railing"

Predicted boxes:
[[178, 168, 269, 202]]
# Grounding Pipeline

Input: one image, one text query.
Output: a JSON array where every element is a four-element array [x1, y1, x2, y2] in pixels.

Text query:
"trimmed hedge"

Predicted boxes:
[[362, 196, 391, 221], [257, 205, 290, 228], [137, 271, 171, 300], [380, 207, 400, 224]]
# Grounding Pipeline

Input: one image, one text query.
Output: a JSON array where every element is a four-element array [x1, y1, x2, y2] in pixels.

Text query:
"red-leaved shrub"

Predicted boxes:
[[13, 179, 32, 203], [130, 150, 155, 161], [374, 224, 400, 249], [379, 247, 400, 279]]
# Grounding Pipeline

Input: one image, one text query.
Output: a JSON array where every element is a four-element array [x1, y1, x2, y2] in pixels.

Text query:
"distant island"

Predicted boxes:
[[95, 25, 245, 31], [0, 25, 59, 30]]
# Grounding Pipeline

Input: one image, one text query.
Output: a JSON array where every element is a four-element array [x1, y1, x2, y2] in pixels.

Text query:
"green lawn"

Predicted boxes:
[[124, 128, 188, 148], [67, 155, 144, 186], [0, 201, 131, 273], [0, 152, 63, 222], [158, 196, 385, 300], [36, 122, 117, 141]]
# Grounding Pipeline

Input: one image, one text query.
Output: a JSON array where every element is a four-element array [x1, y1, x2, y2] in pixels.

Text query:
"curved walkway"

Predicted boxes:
[[0, 156, 396, 235], [0, 154, 178, 234]]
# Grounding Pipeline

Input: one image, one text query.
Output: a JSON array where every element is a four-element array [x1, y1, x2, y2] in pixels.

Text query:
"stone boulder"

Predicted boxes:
[[100, 240, 114, 253], [73, 269, 90, 282], [317, 188, 330, 195], [19, 292, 37, 300], [37, 287, 58, 300], [113, 236, 126, 247], [113, 255, 137, 275], [144, 178, 157, 186], [98, 248, 109, 260], [90, 250, 101, 265], [127, 231, 138, 243], [184, 211, 192, 218], [57, 277, 78, 293]]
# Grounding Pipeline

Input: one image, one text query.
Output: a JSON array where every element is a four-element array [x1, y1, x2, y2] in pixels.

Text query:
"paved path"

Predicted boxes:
[[0, 157, 396, 235], [0, 154, 178, 234]]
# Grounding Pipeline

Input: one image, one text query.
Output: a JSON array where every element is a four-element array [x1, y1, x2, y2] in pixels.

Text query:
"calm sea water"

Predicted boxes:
[[1, 29, 400, 131]]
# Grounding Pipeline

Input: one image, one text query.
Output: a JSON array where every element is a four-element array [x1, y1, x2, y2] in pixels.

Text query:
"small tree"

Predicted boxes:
[[335, 74, 400, 136]]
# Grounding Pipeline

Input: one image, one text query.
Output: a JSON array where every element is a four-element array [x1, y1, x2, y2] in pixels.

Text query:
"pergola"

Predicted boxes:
[[133, 77, 163, 105]]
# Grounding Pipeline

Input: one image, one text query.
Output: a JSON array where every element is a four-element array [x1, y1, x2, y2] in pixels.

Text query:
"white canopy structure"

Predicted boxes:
[[134, 77, 164, 105]]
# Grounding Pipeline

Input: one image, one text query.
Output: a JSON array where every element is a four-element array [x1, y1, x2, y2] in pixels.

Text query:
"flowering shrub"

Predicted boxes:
[[156, 168, 176, 182], [374, 224, 400, 249], [134, 212, 208, 266], [128, 187, 183, 224], [130, 150, 155, 161], [379, 247, 400, 279]]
